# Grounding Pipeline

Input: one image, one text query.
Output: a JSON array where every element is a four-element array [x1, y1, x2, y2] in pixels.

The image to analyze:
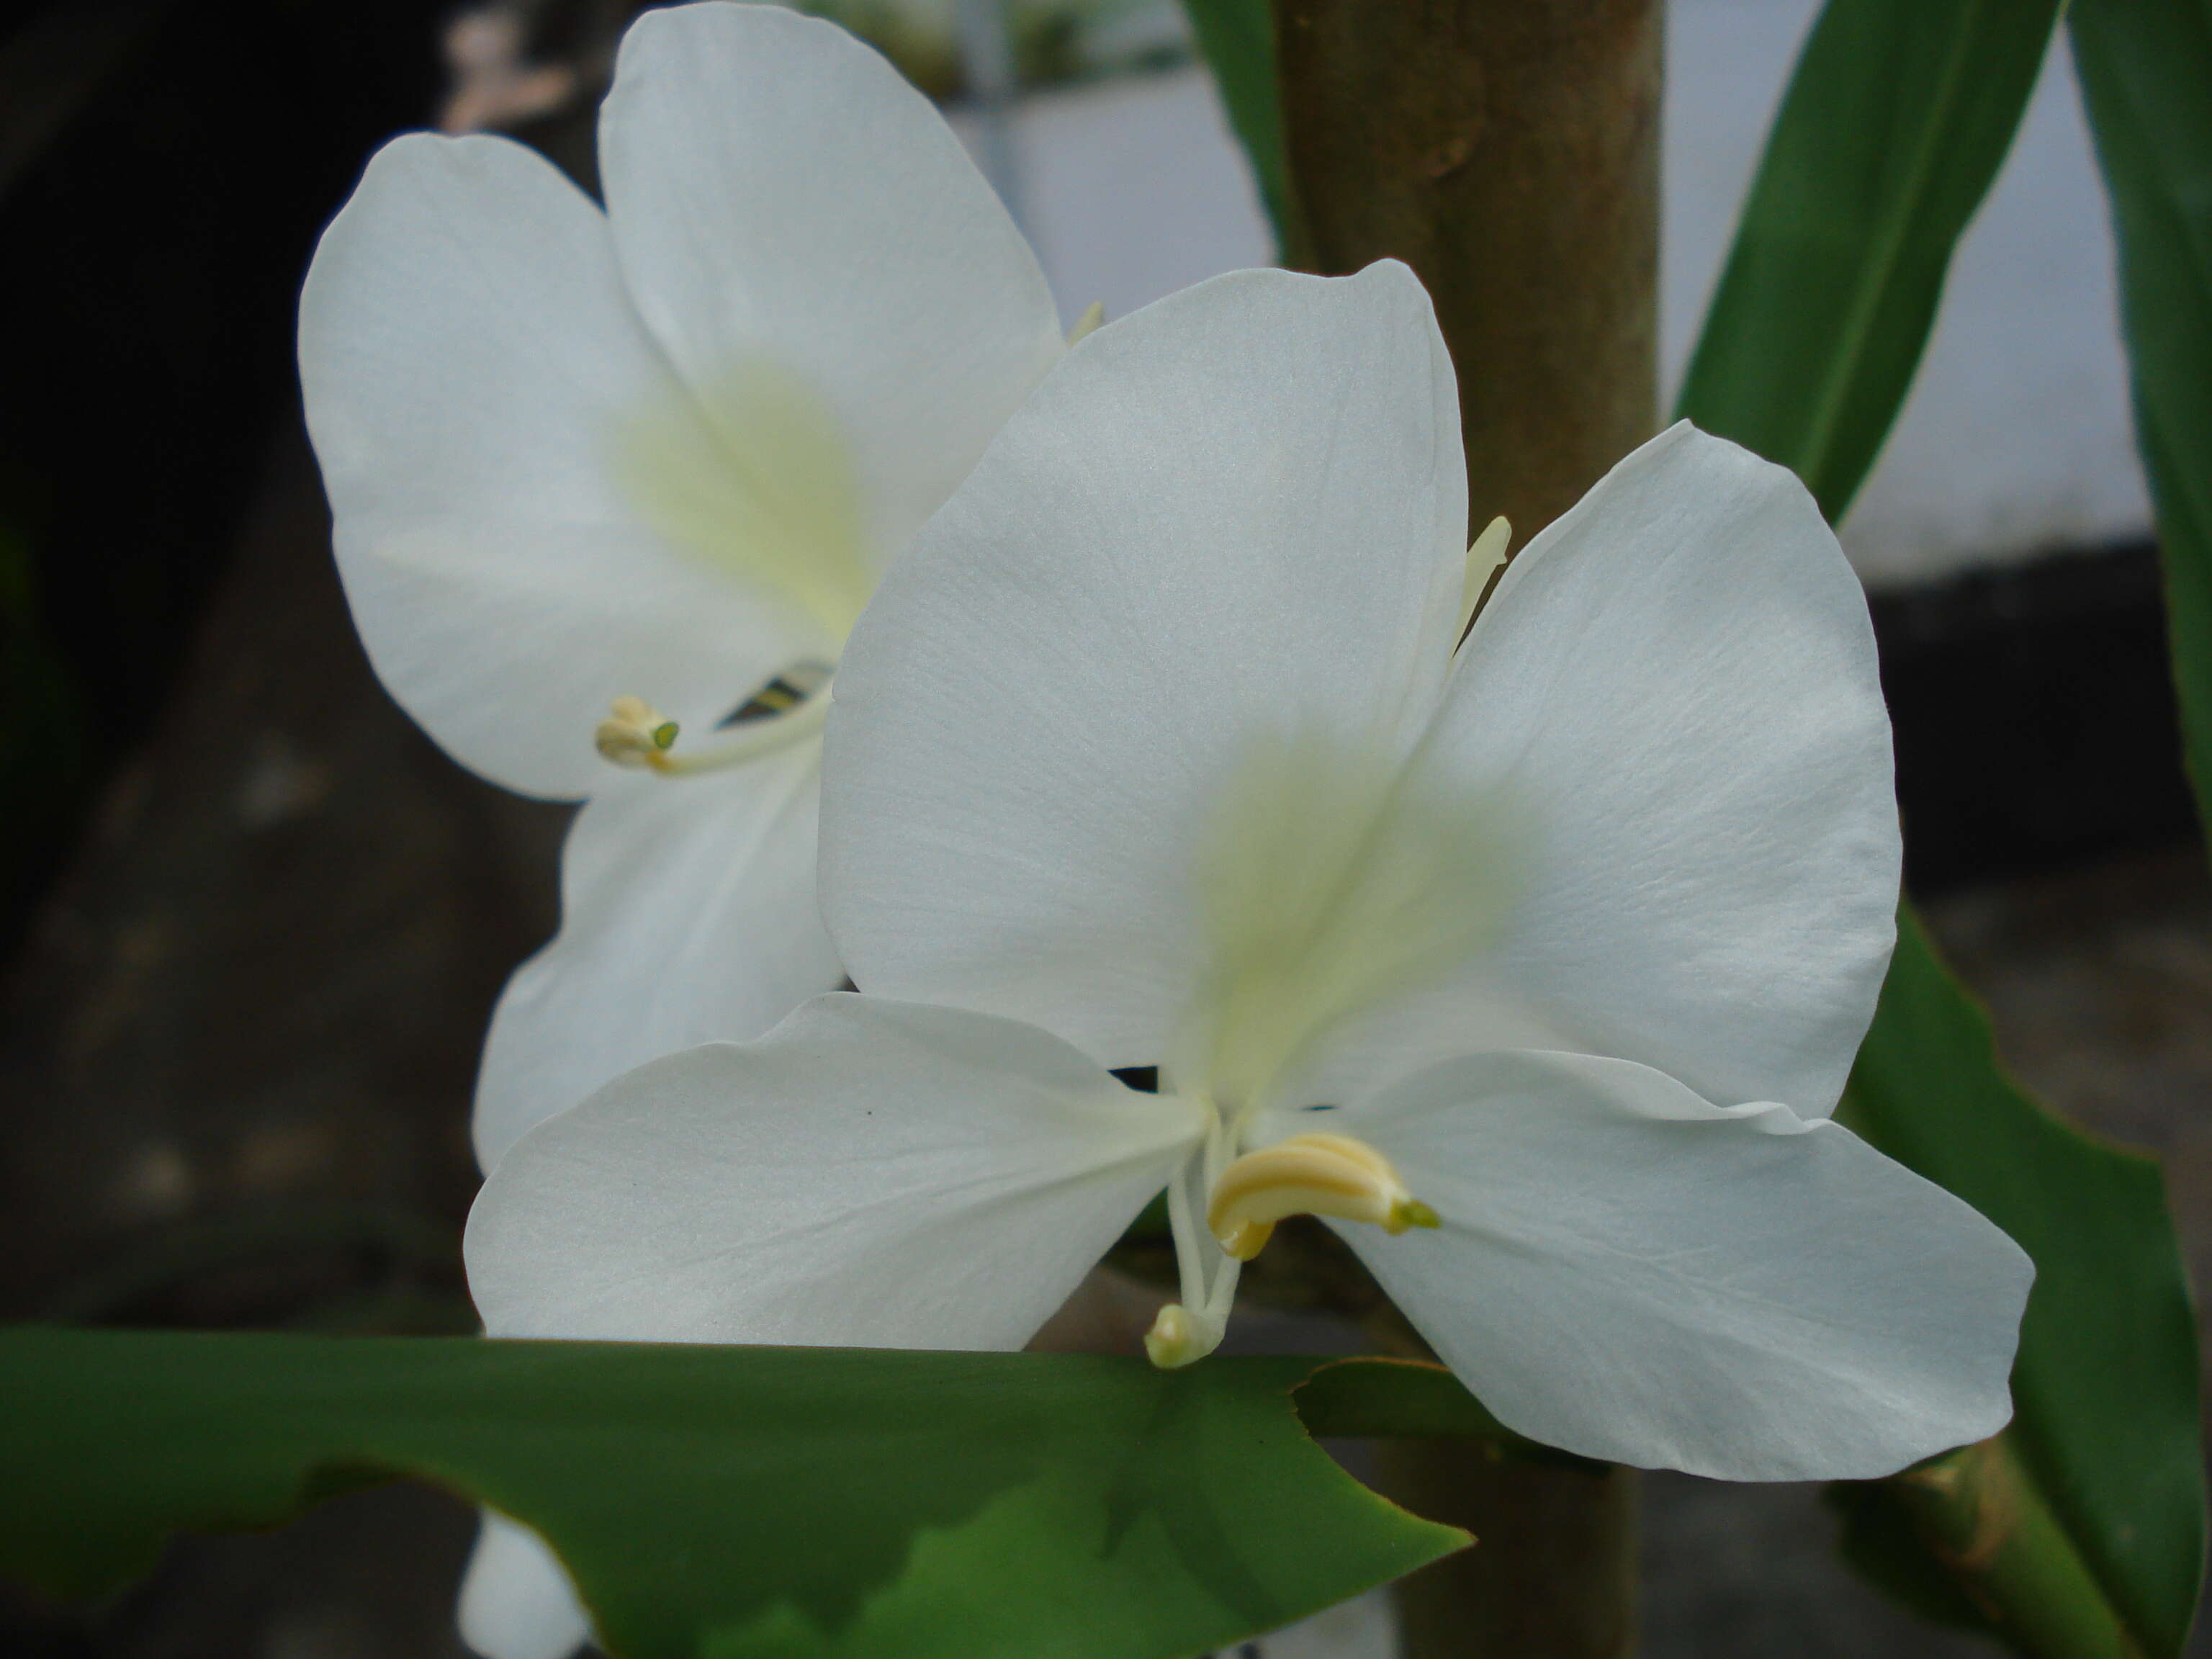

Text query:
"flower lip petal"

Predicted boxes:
[[1321, 1046, 2031, 1481], [465, 994, 1205, 1350]]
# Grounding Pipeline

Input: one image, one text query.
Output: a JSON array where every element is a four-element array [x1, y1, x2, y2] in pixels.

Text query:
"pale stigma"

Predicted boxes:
[[1455, 514, 1511, 639], [1205, 1132, 1439, 1262]]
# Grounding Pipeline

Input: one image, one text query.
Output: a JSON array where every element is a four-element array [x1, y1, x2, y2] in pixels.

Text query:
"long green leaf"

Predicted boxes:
[[0, 1328, 1465, 1659], [1677, 0, 2062, 521], [1842, 912, 2203, 1658], [1178, 0, 1297, 257], [2073, 0, 2212, 850], [1674, 1, 2205, 1650]]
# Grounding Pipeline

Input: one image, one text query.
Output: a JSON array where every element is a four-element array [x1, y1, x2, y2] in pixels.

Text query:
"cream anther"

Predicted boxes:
[[1456, 515, 1512, 639], [593, 678, 834, 778], [1205, 1131, 1439, 1262], [1067, 301, 1106, 346], [595, 694, 679, 766]]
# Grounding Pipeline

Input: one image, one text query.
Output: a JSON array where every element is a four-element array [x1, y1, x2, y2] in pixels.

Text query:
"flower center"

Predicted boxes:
[[1205, 1132, 1439, 1262], [593, 676, 832, 776], [1144, 1119, 1440, 1370], [596, 356, 867, 778]]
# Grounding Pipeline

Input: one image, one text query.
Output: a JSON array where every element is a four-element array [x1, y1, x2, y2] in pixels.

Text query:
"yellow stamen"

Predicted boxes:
[[1205, 1131, 1440, 1262], [1067, 301, 1106, 346], [592, 680, 831, 778], [594, 694, 679, 766]]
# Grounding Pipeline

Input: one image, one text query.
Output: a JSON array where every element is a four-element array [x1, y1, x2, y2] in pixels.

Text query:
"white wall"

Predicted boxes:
[[981, 4, 2152, 590]]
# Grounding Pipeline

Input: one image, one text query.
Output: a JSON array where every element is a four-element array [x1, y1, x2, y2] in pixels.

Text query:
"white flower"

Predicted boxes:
[[466, 261, 2031, 1485], [297, 1, 1067, 1174], [300, 9, 1064, 1653]]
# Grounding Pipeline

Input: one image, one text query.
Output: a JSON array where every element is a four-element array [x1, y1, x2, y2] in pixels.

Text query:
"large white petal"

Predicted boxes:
[[300, 132, 811, 800], [456, 1513, 591, 1659], [1316, 1048, 2030, 1480], [472, 740, 843, 1172], [822, 263, 1467, 1069], [598, 3, 1065, 563], [1404, 423, 1899, 1117], [467, 997, 1203, 1346]]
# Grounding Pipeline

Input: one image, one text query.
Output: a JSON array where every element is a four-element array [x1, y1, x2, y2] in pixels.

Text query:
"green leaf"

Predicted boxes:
[[1841, 912, 2204, 1658], [1675, 0, 2063, 521], [2072, 0, 2212, 850], [1178, 0, 1298, 257], [0, 1327, 1465, 1659], [1677, 0, 2204, 1650]]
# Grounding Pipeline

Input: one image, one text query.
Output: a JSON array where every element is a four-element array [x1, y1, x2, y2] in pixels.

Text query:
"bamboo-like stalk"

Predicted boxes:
[[1271, 2, 1662, 1653]]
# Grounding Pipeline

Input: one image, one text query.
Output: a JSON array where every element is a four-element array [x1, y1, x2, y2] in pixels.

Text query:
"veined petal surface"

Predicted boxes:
[[467, 997, 1203, 1347], [457, 1512, 590, 1659], [1411, 423, 1899, 1118], [472, 740, 843, 1172], [1321, 1048, 2030, 1480], [822, 263, 1467, 1069], [599, 3, 1066, 565], [299, 132, 807, 799]]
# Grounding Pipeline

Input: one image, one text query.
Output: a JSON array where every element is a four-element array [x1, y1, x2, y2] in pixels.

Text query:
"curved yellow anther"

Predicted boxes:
[[595, 694, 679, 766], [1205, 1132, 1439, 1262]]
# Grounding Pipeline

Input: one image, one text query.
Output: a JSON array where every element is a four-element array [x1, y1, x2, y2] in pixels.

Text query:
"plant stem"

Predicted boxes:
[[1272, 0, 1661, 539], [1271, 2, 1661, 1653]]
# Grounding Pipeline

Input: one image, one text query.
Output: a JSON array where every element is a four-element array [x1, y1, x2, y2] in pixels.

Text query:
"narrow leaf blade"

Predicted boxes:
[[1178, 0, 1298, 256], [1676, 0, 2062, 519], [2072, 0, 2212, 851]]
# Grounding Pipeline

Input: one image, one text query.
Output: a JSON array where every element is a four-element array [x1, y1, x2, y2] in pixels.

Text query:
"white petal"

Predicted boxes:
[[466, 996, 1203, 1346], [456, 1511, 591, 1659], [822, 263, 1467, 1068], [1322, 1048, 2030, 1480], [300, 132, 810, 800], [598, 4, 1064, 562], [1407, 423, 1899, 1117], [472, 740, 843, 1172]]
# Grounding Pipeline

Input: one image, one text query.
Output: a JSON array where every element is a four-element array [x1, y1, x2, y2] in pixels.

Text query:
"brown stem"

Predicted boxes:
[[1272, 2, 1663, 1653], [1273, 0, 1662, 539]]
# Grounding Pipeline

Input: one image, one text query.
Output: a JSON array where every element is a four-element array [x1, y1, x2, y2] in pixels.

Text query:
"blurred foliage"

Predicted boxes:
[[1673, 2, 2204, 1652], [1838, 913, 2203, 1657], [1676, 0, 2062, 522], [1176, 0, 1293, 256], [2074, 0, 2212, 857]]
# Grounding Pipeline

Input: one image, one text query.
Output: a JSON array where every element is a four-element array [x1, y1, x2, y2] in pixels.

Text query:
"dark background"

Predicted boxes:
[[1, 4, 2206, 1655]]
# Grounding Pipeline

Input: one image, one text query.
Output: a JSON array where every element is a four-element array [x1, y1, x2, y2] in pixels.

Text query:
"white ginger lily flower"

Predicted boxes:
[[466, 261, 2032, 1485], [297, 1, 1067, 1177], [302, 9, 1062, 1654]]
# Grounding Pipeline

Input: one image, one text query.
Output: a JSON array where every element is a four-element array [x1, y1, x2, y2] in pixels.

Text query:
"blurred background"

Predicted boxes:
[[0, 1, 2203, 1655]]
